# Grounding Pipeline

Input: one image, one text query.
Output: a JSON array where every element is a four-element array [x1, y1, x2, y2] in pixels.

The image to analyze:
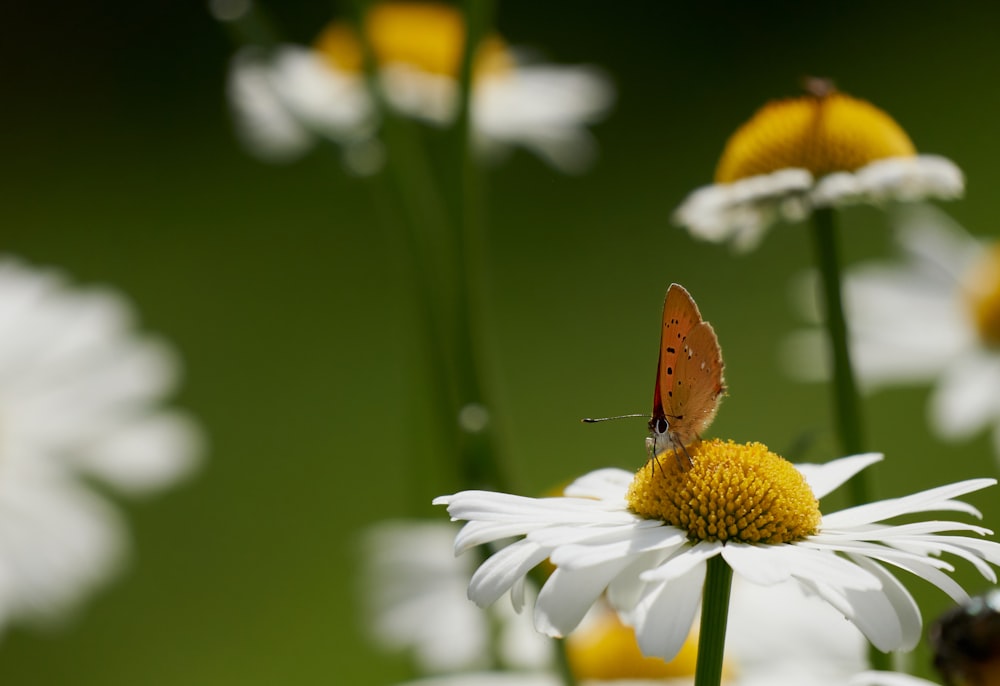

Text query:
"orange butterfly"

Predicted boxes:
[[647, 284, 726, 461]]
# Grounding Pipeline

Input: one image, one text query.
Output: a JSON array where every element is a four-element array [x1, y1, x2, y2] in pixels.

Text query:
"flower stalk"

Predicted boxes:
[[810, 208, 869, 504], [445, 0, 509, 492], [694, 555, 733, 686], [811, 208, 891, 671]]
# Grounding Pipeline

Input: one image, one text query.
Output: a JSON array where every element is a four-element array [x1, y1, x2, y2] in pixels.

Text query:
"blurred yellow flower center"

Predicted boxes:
[[567, 607, 735, 680], [627, 439, 820, 544], [964, 244, 1000, 347], [314, 2, 511, 78], [715, 92, 917, 183]]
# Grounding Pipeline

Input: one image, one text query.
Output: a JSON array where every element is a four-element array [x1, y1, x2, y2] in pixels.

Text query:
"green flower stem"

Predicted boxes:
[[809, 208, 869, 505], [551, 637, 579, 686], [444, 0, 510, 492], [347, 0, 465, 488], [810, 209, 889, 671], [694, 556, 733, 686]]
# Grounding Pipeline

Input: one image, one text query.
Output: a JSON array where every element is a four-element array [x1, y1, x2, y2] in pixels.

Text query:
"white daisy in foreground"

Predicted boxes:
[[436, 439, 1000, 661], [223, 1, 614, 173], [362, 520, 549, 673], [0, 257, 202, 634], [674, 82, 963, 251], [784, 206, 1000, 460]]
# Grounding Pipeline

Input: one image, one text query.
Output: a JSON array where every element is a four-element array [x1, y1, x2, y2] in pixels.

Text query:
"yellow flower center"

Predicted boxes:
[[567, 607, 734, 680], [715, 91, 917, 183], [964, 243, 1000, 347], [627, 439, 821, 544], [314, 2, 511, 78]]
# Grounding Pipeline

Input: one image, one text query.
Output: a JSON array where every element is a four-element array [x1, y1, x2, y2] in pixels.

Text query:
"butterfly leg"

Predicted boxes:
[[671, 433, 694, 469]]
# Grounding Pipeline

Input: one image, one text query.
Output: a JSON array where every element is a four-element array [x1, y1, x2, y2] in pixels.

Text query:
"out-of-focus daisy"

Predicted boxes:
[[390, 576, 865, 685], [0, 257, 201, 633], [362, 520, 549, 673], [436, 439, 1000, 660], [851, 673, 942, 686], [223, 1, 615, 173], [785, 205, 1000, 459], [674, 81, 963, 251]]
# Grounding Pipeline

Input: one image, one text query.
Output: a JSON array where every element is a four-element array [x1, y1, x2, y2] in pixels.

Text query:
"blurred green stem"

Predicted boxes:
[[445, 0, 509, 492], [694, 556, 733, 686], [348, 0, 464, 487], [809, 209, 868, 504], [810, 209, 888, 672]]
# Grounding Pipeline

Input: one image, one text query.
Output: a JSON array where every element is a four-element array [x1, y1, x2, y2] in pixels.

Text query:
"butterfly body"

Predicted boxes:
[[648, 284, 726, 460]]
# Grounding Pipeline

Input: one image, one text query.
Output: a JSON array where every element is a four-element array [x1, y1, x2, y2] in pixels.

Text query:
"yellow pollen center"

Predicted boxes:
[[314, 2, 511, 79], [964, 244, 1000, 347], [715, 92, 917, 183], [627, 439, 821, 544]]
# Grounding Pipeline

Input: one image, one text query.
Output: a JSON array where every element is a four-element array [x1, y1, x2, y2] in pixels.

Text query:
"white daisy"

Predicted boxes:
[[223, 2, 614, 173], [435, 439, 1000, 661], [0, 257, 202, 633], [674, 85, 963, 252], [784, 205, 1000, 459], [362, 520, 550, 673]]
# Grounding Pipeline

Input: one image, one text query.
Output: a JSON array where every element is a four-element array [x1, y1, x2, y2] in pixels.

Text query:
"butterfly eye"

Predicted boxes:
[[653, 417, 670, 434]]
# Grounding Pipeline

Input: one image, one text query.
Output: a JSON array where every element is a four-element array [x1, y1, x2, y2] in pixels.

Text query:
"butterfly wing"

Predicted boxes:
[[669, 321, 726, 444], [652, 284, 704, 420]]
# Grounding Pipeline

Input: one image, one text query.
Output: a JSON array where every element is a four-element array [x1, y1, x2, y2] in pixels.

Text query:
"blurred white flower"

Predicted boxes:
[[224, 2, 614, 174], [362, 520, 550, 673], [0, 257, 202, 633], [382, 553, 866, 685], [674, 86, 962, 252], [784, 205, 1000, 459], [851, 672, 941, 686]]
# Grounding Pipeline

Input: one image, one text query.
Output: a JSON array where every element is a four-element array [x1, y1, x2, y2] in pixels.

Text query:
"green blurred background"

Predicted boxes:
[[3, 1, 1000, 683]]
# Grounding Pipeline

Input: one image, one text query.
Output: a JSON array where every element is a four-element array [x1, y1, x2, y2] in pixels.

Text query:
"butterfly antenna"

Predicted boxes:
[[581, 413, 647, 423]]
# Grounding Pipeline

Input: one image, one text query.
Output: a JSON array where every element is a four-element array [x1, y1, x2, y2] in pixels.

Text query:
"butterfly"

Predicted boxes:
[[647, 283, 726, 462]]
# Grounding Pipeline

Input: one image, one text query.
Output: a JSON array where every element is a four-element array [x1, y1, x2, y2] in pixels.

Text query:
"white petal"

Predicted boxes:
[[674, 169, 813, 249], [606, 549, 669, 613], [891, 204, 983, 281], [563, 468, 633, 500], [821, 478, 996, 529], [533, 557, 634, 636], [394, 673, 560, 686], [469, 539, 551, 608], [726, 578, 866, 678], [849, 556, 923, 651], [227, 48, 314, 161], [931, 352, 1000, 440], [473, 64, 615, 174], [640, 540, 720, 582], [73, 411, 202, 494], [852, 155, 965, 204], [380, 64, 457, 124], [802, 576, 909, 653], [721, 543, 881, 593], [628, 563, 706, 660], [851, 670, 941, 686], [796, 453, 883, 499], [549, 525, 685, 570]]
